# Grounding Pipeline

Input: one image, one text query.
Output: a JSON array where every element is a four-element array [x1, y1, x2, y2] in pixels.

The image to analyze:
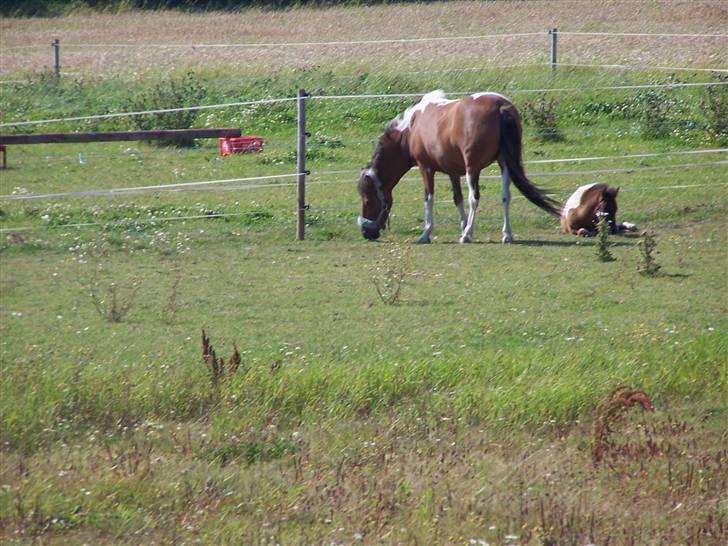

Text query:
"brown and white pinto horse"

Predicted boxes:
[[357, 90, 559, 243], [560, 183, 638, 236]]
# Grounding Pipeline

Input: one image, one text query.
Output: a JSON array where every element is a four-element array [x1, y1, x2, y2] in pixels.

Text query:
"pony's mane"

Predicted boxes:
[[370, 90, 449, 166], [369, 128, 396, 169]]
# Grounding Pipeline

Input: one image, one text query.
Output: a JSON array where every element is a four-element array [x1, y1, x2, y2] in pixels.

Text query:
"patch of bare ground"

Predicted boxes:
[[0, 1, 726, 77]]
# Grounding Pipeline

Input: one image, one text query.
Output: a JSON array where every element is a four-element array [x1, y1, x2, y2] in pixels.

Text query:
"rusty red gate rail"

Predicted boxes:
[[0, 128, 242, 145]]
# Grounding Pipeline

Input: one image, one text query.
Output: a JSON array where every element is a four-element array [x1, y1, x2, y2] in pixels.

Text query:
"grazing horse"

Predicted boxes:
[[357, 90, 559, 243], [560, 183, 638, 236]]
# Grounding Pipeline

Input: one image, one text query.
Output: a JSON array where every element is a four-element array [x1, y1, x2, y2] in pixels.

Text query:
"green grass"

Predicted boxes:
[[1, 38, 727, 546]]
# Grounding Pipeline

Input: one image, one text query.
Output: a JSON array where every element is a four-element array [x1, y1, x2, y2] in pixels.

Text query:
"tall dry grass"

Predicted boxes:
[[1, 1, 726, 76]]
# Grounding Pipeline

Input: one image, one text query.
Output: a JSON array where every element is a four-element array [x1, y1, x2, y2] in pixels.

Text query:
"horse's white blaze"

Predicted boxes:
[[500, 164, 513, 242], [562, 183, 599, 218], [471, 91, 512, 103], [394, 90, 453, 131]]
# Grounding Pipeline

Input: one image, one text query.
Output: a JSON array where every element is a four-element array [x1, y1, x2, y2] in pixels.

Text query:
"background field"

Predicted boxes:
[[1, 1, 727, 545]]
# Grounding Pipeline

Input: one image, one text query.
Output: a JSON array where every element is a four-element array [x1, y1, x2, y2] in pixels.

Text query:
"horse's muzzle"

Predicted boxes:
[[361, 226, 381, 240], [358, 216, 381, 240]]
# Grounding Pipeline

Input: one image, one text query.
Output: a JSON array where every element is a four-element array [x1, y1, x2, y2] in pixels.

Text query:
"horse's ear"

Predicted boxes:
[[606, 186, 620, 199]]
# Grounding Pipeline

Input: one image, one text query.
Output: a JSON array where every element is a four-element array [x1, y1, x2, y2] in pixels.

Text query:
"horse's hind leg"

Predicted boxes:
[[449, 174, 467, 231], [460, 170, 480, 243], [499, 160, 513, 243], [417, 166, 436, 244]]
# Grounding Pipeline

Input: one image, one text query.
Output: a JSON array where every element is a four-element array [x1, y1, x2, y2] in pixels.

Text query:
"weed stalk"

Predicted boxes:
[[637, 230, 662, 276], [595, 212, 615, 262]]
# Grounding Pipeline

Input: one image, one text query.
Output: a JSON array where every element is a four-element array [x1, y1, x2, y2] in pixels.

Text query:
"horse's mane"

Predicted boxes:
[[370, 125, 399, 167], [370, 91, 447, 169]]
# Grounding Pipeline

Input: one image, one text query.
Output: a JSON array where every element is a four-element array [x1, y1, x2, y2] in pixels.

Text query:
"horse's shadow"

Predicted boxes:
[[512, 238, 638, 248], [438, 237, 638, 248], [661, 272, 691, 279]]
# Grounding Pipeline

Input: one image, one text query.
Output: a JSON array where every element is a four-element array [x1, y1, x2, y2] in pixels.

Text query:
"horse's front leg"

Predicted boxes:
[[617, 221, 639, 232], [460, 170, 480, 243], [577, 227, 596, 237], [499, 161, 513, 243], [417, 166, 436, 244], [449, 174, 467, 231]]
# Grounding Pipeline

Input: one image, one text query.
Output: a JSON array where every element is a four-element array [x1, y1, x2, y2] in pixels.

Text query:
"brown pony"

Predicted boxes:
[[357, 90, 559, 242], [560, 183, 638, 236]]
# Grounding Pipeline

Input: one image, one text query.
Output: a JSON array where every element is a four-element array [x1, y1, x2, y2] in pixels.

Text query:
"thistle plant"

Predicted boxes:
[[126, 72, 206, 146], [595, 212, 615, 262], [524, 94, 565, 142], [87, 273, 141, 323], [160, 261, 183, 325], [371, 239, 413, 305], [75, 234, 141, 323], [104, 437, 154, 480], [703, 73, 728, 143], [637, 230, 661, 276]]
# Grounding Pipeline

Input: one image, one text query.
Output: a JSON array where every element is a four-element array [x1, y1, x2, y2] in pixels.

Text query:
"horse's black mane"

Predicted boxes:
[[369, 125, 397, 168], [367, 96, 424, 169]]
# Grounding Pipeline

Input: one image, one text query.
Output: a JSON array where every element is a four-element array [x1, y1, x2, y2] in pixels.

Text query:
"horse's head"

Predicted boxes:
[[357, 167, 392, 240], [597, 185, 620, 233], [356, 123, 414, 240]]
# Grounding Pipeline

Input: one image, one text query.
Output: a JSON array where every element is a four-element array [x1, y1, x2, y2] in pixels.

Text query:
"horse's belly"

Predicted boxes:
[[412, 141, 466, 175], [563, 207, 596, 233]]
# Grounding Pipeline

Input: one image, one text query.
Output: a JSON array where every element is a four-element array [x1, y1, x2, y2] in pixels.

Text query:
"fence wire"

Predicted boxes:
[[1, 28, 725, 240]]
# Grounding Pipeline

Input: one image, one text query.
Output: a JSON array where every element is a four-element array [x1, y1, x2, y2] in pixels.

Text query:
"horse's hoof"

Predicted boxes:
[[416, 236, 431, 244], [459, 235, 472, 244], [502, 234, 513, 244]]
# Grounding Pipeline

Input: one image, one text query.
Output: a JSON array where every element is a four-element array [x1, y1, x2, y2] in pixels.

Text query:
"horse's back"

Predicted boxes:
[[408, 100, 465, 173], [411, 93, 508, 173], [453, 94, 508, 170]]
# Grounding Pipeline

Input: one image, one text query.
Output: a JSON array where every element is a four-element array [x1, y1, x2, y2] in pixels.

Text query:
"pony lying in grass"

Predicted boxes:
[[357, 90, 559, 243], [560, 183, 638, 236]]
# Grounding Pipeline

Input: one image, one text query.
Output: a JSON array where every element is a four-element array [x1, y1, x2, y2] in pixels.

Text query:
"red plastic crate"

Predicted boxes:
[[219, 136, 265, 156]]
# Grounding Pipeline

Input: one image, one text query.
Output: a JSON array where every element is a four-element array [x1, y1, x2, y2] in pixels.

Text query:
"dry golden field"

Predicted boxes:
[[1, 0, 727, 77]]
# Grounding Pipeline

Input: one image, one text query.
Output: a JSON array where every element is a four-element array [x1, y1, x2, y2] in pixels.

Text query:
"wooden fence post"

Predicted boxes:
[[53, 38, 60, 78], [549, 28, 558, 75], [296, 89, 309, 241]]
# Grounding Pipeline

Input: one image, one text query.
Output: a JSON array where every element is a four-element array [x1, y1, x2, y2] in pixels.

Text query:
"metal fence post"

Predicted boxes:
[[549, 28, 558, 75], [296, 89, 309, 241], [53, 38, 60, 78]]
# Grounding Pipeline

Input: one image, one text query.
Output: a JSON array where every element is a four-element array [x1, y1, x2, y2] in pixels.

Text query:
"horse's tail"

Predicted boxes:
[[498, 104, 560, 216]]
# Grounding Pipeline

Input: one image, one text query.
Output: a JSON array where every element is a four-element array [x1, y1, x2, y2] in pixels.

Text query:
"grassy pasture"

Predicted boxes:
[[1, 2, 728, 544]]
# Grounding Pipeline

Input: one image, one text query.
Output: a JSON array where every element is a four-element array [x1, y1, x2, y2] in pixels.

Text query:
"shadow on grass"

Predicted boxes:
[[649, 271, 692, 279], [438, 238, 637, 248]]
